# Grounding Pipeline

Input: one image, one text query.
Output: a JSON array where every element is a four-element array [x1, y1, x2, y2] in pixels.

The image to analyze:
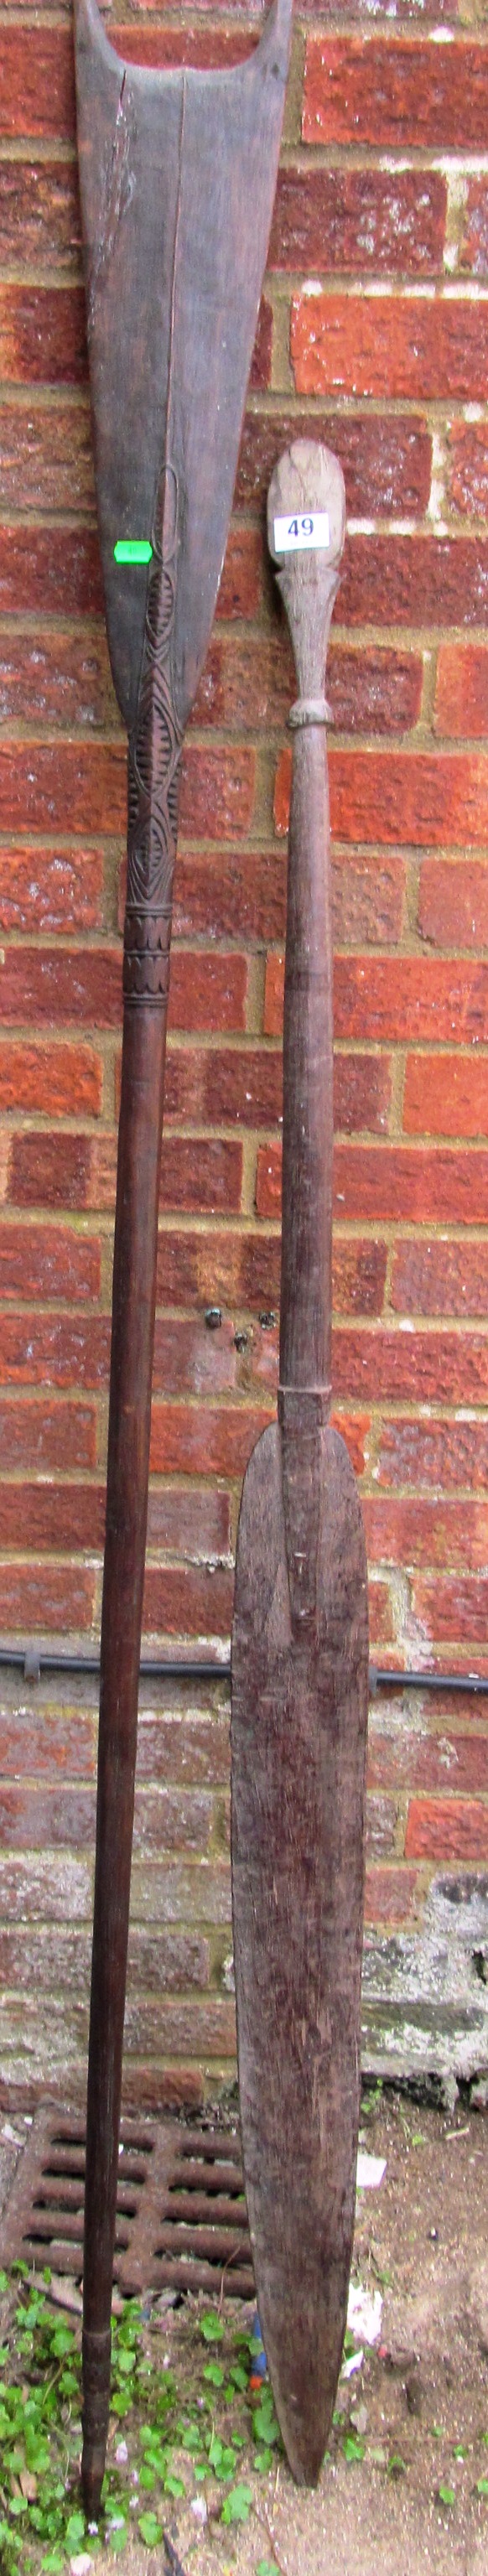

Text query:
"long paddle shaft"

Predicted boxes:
[[231, 444, 369, 2485], [74, 0, 293, 2516]]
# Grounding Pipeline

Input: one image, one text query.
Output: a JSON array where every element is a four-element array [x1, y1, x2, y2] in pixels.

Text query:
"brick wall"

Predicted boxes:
[[1, 0, 488, 2108]]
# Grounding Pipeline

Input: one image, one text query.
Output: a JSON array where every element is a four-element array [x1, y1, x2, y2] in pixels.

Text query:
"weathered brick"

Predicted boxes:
[[195, 635, 421, 739], [0, 1484, 106, 1554], [0, 157, 80, 270], [0, 627, 116, 732], [121, 2067, 204, 2114], [460, 176, 488, 278], [418, 859, 488, 953], [0, 1396, 96, 1470], [8, 1130, 244, 1217], [291, 292, 488, 405], [404, 1054, 488, 1140], [249, 298, 272, 392], [136, 1714, 231, 1791], [162, 1041, 390, 1137], [0, 1041, 102, 1117], [365, 1498, 488, 1575], [0, 1223, 101, 1303], [173, 849, 286, 945], [275, 745, 488, 851], [0, 948, 247, 1036], [413, 1578, 488, 1649], [406, 1795, 488, 1862], [257, 1140, 488, 1229], [392, 1239, 488, 1321], [143, 1566, 233, 1638], [0, 25, 249, 146], [435, 644, 488, 742], [0, 1708, 96, 1779], [0, 401, 94, 516], [0, 524, 257, 624], [0, 847, 103, 934], [366, 1791, 398, 1857], [369, 1731, 488, 1797], [0, 1563, 95, 1633], [340, 532, 488, 631], [270, 164, 445, 277], [333, 1327, 488, 1408], [377, 1418, 488, 1496], [236, 409, 431, 519], [267, 953, 488, 1046], [364, 1867, 421, 1927], [303, 36, 488, 153], [263, 853, 403, 962], [150, 1402, 273, 1480], [155, 1227, 387, 1321], [447, 421, 488, 520], [0, 286, 86, 386], [124, 1994, 236, 2058]]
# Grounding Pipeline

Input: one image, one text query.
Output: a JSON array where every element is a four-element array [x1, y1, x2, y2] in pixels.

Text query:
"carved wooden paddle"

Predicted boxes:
[[74, 0, 292, 2511], [231, 443, 369, 2485]]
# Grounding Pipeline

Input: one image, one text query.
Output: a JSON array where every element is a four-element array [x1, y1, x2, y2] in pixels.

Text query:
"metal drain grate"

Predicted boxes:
[[2, 2107, 254, 2301]]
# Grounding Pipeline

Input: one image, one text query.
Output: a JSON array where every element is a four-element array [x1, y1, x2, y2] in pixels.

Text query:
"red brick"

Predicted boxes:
[[304, 36, 488, 153], [447, 422, 488, 520], [0, 1484, 106, 1554], [404, 1054, 488, 1140], [0, 524, 257, 625], [262, 860, 402, 978], [172, 849, 286, 945], [369, 1732, 488, 1797], [392, 1240, 488, 1321], [0, 947, 247, 1036], [267, 953, 488, 1046], [163, 1041, 389, 1136], [406, 1795, 488, 1862], [0, 628, 115, 732], [143, 1566, 233, 1638], [365, 1498, 488, 1575], [413, 1577, 488, 1649], [461, 177, 488, 277], [435, 644, 488, 743], [249, 299, 272, 392], [377, 1417, 488, 1496], [195, 634, 417, 739], [418, 859, 488, 953], [0, 1779, 212, 1855], [0, 847, 103, 935], [0, 1314, 110, 1390], [257, 1140, 488, 1228], [132, 1788, 216, 1859], [2, 27, 75, 138], [0, 401, 94, 516], [155, 1227, 386, 1321], [0, 25, 249, 144], [0, 158, 80, 270], [181, 746, 256, 840], [236, 410, 432, 519], [340, 532, 488, 632], [364, 1867, 421, 1928], [136, 1715, 231, 1791], [0, 1041, 101, 1118], [334, 1327, 488, 1407], [0, 1223, 101, 1304], [0, 740, 254, 842], [0, 1562, 95, 1633], [368, 1587, 396, 1651], [0, 286, 86, 386], [292, 289, 488, 405], [275, 745, 488, 852], [121, 2068, 204, 2116], [150, 1402, 273, 1479], [0, 1711, 96, 1781], [146, 1487, 231, 1564], [0, 1396, 95, 1470], [270, 164, 445, 277]]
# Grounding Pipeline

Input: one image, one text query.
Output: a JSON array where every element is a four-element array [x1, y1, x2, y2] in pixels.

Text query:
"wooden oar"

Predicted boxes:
[[231, 442, 369, 2486], [74, 0, 292, 2512]]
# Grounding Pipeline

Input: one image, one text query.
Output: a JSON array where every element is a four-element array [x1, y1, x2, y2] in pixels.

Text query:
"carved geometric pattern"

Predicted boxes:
[[123, 463, 183, 1007]]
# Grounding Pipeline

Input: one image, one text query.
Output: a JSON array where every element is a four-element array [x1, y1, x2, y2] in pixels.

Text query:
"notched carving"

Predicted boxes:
[[123, 464, 183, 1007]]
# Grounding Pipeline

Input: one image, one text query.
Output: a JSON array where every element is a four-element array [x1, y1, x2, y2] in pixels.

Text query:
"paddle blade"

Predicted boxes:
[[231, 1420, 369, 2485], [75, 0, 292, 733]]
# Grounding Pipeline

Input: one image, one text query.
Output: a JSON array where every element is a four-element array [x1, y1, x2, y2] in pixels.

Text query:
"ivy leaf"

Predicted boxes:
[[203, 2362, 224, 2387], [475, 2476, 488, 2497], [138, 2510, 164, 2545], [200, 2313, 224, 2345], [438, 2485, 454, 2507], [221, 2483, 253, 2525]]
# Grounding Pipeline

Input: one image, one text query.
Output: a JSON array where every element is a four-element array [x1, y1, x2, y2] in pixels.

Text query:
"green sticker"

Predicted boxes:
[[114, 539, 153, 564]]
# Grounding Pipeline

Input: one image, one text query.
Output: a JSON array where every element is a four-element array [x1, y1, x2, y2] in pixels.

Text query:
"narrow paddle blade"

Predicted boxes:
[[231, 1420, 368, 2485], [75, 0, 292, 732]]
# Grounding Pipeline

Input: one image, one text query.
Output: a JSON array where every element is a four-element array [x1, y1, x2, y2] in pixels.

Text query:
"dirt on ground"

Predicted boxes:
[[2, 2090, 488, 2575]]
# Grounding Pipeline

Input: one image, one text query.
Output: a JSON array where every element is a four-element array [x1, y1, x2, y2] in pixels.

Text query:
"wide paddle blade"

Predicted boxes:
[[75, 0, 292, 732], [231, 1420, 368, 2483]]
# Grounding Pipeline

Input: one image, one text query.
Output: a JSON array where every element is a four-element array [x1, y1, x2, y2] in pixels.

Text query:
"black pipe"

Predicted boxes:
[[0, 1643, 487, 1693]]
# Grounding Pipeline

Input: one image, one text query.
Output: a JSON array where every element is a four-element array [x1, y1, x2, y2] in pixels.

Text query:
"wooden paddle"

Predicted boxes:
[[231, 442, 369, 2485], [74, 0, 292, 2511]]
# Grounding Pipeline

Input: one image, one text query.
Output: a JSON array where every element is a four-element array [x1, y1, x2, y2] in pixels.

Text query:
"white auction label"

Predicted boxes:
[[273, 511, 330, 553]]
